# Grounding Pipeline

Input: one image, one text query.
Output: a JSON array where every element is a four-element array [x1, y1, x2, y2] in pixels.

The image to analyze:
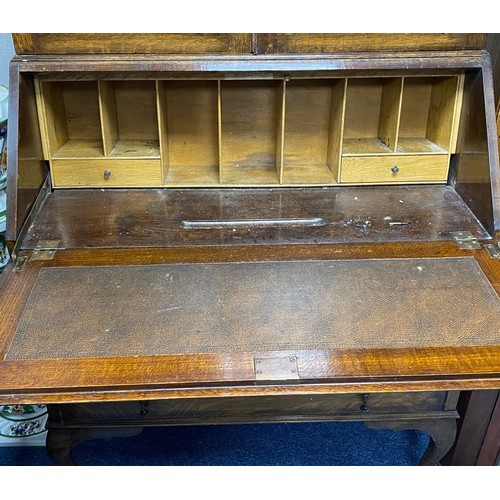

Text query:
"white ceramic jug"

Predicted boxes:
[[0, 84, 8, 123]]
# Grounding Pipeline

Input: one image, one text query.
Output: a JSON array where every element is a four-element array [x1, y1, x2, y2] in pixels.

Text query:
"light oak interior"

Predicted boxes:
[[35, 74, 464, 188]]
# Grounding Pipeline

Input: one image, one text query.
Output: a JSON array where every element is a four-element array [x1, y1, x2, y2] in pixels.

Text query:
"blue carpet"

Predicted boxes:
[[0, 422, 429, 466]]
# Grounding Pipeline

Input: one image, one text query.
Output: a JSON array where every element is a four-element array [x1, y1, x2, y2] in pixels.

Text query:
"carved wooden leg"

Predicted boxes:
[[46, 428, 76, 466], [365, 418, 457, 466], [46, 427, 144, 466]]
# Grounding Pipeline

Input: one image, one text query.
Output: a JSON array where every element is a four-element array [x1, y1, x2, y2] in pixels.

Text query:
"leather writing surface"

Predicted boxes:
[[7, 257, 500, 360]]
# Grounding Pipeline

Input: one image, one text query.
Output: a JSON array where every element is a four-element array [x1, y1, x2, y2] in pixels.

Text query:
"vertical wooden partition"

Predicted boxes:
[[34, 73, 465, 188], [37, 80, 103, 159], [282, 79, 345, 184], [157, 80, 219, 185], [220, 80, 282, 185], [100, 81, 159, 158], [398, 76, 463, 154], [343, 78, 403, 155]]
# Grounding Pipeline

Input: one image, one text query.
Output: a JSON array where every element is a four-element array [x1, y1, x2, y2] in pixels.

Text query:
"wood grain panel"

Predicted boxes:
[[54, 392, 449, 426], [6, 71, 48, 242], [1, 243, 500, 403], [220, 81, 280, 184], [98, 81, 119, 156], [12, 34, 253, 55], [454, 69, 497, 236], [427, 76, 461, 150], [1, 346, 500, 405], [340, 155, 449, 184], [378, 78, 403, 151], [161, 80, 219, 185], [16, 186, 490, 250], [283, 80, 336, 183], [256, 34, 487, 54], [51, 159, 162, 187], [476, 393, 500, 465]]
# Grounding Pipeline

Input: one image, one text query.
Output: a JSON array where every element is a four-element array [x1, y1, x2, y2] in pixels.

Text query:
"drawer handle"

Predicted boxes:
[[391, 165, 399, 174], [360, 394, 370, 412], [103, 170, 111, 180], [139, 401, 149, 417]]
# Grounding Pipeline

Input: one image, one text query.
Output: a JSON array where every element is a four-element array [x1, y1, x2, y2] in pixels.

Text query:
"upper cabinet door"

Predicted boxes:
[[12, 33, 488, 56], [254, 33, 487, 54], [12, 33, 253, 55]]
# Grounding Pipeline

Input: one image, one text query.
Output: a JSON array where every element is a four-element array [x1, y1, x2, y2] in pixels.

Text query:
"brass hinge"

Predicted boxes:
[[449, 231, 481, 250], [485, 243, 500, 259], [13, 254, 29, 272], [30, 240, 60, 261]]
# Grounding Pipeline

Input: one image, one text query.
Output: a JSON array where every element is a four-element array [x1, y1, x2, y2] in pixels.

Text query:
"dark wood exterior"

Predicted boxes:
[[2, 242, 500, 404], [2, 34, 500, 465], [256, 33, 487, 55], [12, 33, 487, 56], [12, 33, 253, 55]]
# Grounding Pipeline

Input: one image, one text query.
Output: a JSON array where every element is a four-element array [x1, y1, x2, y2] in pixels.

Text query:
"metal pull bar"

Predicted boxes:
[[180, 217, 326, 229]]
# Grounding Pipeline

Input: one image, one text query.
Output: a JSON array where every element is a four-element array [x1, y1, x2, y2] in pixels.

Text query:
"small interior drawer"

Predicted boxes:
[[340, 155, 449, 184], [50, 159, 163, 188]]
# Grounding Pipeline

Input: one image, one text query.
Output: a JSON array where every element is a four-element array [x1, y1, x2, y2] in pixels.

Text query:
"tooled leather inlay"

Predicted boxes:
[[6, 257, 500, 359]]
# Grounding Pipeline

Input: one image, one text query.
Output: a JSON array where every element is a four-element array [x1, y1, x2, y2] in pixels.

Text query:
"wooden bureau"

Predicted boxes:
[[1, 33, 500, 465]]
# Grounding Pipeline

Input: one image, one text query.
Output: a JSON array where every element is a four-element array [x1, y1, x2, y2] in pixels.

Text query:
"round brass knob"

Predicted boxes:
[[391, 166, 399, 174], [103, 170, 111, 180]]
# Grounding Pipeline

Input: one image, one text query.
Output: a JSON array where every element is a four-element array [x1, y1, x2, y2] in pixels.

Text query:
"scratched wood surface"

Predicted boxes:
[[16, 186, 490, 250]]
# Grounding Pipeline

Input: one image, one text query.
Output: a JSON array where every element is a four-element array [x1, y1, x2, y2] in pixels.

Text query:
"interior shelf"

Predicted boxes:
[[37, 73, 464, 188], [158, 80, 219, 185], [397, 76, 461, 154], [107, 139, 160, 158], [282, 79, 343, 183], [342, 138, 393, 156], [342, 78, 402, 155], [52, 139, 104, 159], [39, 81, 104, 158], [220, 80, 282, 185], [396, 138, 448, 154], [99, 81, 159, 159]]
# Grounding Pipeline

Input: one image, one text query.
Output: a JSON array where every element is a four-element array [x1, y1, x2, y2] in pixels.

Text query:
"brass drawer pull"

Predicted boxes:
[[139, 401, 149, 416], [391, 165, 399, 174], [181, 217, 326, 229], [360, 394, 370, 412], [103, 169, 111, 180]]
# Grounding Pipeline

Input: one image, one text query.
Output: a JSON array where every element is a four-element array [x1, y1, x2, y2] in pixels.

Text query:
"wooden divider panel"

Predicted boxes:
[[35, 73, 465, 188]]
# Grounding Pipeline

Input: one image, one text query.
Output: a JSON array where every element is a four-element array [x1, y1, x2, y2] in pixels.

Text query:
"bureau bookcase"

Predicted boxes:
[[1, 33, 500, 465]]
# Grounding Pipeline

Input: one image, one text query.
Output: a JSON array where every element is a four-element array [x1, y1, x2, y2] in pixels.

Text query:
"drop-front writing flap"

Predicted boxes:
[[7, 257, 500, 361]]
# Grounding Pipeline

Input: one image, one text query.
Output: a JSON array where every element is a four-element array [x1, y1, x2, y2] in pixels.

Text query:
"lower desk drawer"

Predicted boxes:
[[340, 155, 449, 184], [50, 159, 163, 188], [52, 392, 451, 427]]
